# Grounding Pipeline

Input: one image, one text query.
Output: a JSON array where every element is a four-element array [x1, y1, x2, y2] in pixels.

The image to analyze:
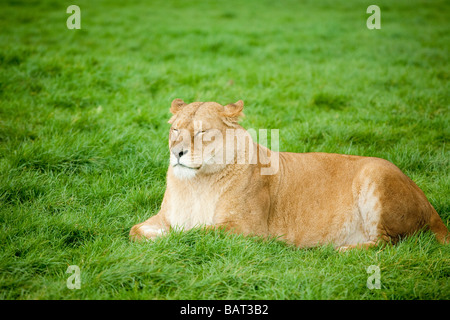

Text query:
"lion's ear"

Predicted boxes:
[[221, 100, 244, 126], [170, 99, 186, 114]]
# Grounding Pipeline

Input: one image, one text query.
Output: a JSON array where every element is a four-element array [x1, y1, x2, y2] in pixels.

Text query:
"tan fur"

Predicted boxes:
[[130, 100, 449, 249]]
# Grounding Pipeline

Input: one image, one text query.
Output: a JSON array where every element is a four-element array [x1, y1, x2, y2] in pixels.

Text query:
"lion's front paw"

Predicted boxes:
[[129, 223, 146, 241], [129, 223, 165, 241]]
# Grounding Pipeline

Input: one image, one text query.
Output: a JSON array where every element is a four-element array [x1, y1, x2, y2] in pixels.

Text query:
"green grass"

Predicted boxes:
[[1, 0, 449, 299]]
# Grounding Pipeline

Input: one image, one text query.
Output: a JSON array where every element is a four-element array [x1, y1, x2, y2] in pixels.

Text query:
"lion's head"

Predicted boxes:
[[167, 99, 250, 179]]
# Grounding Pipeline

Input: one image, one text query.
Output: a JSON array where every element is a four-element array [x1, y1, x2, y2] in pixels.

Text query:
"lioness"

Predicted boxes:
[[130, 99, 449, 250]]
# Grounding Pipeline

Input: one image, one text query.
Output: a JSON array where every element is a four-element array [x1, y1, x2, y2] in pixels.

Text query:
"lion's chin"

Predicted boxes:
[[172, 164, 199, 180]]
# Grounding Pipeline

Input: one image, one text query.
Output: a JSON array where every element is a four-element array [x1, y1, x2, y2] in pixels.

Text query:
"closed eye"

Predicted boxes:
[[195, 130, 207, 137]]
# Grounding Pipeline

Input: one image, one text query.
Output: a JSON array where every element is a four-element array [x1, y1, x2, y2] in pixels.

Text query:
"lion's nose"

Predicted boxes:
[[173, 148, 189, 160], [178, 149, 188, 158]]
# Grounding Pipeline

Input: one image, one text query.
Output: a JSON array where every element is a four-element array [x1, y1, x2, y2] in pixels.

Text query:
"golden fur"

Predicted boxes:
[[130, 99, 449, 250]]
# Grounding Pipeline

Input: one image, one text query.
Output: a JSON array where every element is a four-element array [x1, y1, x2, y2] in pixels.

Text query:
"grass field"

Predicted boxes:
[[1, 0, 449, 300]]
